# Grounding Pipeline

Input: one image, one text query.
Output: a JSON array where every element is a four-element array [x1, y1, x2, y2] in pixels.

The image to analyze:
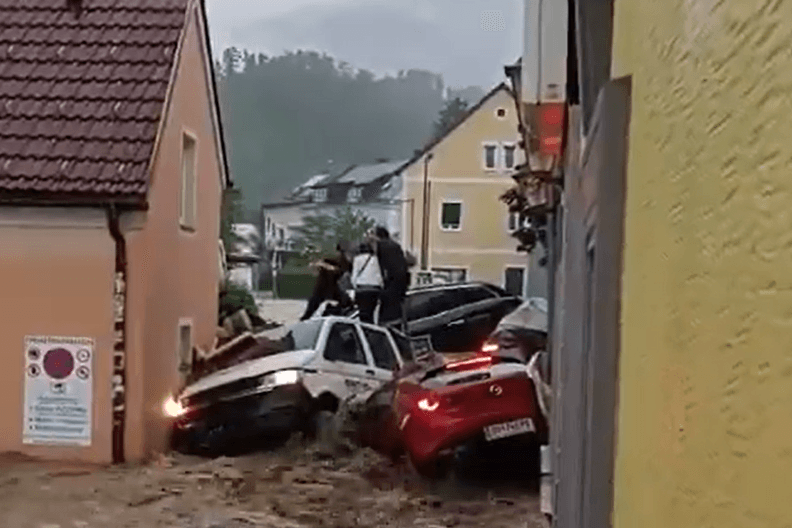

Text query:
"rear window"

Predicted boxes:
[[256, 320, 323, 352], [406, 290, 444, 320], [485, 284, 512, 297], [461, 286, 496, 304]]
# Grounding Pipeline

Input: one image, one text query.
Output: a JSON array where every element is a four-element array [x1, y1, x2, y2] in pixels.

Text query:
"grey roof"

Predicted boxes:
[[334, 160, 408, 185]]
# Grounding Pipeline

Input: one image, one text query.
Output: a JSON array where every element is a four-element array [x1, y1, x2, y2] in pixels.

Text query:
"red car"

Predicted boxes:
[[390, 350, 547, 477]]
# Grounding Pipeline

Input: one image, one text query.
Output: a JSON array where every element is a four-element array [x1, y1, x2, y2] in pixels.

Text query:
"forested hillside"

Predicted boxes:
[[215, 48, 484, 213]]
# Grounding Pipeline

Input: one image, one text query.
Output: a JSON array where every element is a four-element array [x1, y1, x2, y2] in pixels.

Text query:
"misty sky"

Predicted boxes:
[[205, 0, 523, 90]]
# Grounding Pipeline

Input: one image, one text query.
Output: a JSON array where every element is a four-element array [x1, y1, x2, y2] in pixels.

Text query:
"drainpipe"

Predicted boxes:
[[106, 203, 128, 464], [420, 153, 434, 270]]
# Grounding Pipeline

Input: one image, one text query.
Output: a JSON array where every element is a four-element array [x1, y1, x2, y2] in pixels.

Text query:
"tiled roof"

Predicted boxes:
[[0, 0, 190, 201], [334, 160, 408, 185]]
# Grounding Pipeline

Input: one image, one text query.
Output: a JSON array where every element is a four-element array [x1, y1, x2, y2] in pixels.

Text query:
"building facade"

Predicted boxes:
[[401, 84, 540, 296], [0, 0, 228, 463], [260, 160, 405, 282], [516, 0, 792, 526]]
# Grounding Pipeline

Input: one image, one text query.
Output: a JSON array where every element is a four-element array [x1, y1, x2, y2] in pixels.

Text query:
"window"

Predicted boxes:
[[504, 144, 516, 169], [483, 144, 497, 169], [461, 285, 496, 304], [505, 267, 526, 297], [313, 188, 327, 202], [496, 108, 507, 118], [508, 212, 519, 232], [348, 187, 362, 202], [324, 323, 367, 364], [180, 133, 197, 229], [178, 320, 192, 369], [389, 330, 414, 361], [363, 327, 398, 371], [440, 202, 462, 231], [406, 290, 445, 320], [256, 319, 323, 352], [277, 228, 284, 241], [432, 268, 467, 283]]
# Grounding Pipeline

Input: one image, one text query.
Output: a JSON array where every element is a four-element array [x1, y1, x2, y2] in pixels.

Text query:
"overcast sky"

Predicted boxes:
[[205, 0, 523, 89]]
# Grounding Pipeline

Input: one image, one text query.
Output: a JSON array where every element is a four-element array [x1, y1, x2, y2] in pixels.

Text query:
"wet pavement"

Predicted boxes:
[[0, 439, 545, 528]]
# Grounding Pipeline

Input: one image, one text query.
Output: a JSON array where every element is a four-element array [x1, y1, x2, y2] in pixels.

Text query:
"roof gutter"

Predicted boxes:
[[105, 203, 128, 464]]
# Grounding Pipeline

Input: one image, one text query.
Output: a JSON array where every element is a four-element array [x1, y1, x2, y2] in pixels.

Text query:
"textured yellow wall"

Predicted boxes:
[[612, 1, 792, 527]]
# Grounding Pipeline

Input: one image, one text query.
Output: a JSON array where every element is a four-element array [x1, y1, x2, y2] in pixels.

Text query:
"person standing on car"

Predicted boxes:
[[351, 237, 384, 323], [374, 226, 409, 326], [300, 241, 353, 321]]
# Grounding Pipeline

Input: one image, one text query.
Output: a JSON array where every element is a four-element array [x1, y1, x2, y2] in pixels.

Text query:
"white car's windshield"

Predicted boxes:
[[256, 319, 324, 352]]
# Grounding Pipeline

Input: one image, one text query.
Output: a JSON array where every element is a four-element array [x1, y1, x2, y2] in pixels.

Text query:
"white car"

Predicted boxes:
[[169, 316, 414, 453]]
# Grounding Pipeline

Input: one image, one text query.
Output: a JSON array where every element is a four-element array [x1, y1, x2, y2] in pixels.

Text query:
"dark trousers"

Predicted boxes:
[[379, 281, 407, 325], [355, 289, 380, 324], [301, 270, 352, 321]]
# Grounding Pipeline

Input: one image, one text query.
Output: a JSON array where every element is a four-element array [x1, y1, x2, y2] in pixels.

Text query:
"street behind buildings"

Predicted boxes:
[[0, 441, 543, 528]]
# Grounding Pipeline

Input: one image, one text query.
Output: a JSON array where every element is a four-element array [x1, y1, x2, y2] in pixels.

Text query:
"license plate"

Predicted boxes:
[[483, 417, 535, 441]]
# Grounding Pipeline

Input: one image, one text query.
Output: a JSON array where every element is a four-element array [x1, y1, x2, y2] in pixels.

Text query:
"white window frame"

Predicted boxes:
[[482, 142, 499, 171], [439, 201, 463, 232], [348, 187, 362, 203], [177, 318, 194, 372], [502, 141, 518, 170], [179, 130, 198, 231], [508, 211, 521, 233], [431, 267, 469, 284], [313, 188, 328, 202], [504, 266, 528, 297]]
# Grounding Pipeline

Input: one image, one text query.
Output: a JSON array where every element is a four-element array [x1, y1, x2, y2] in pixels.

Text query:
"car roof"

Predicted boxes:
[[407, 281, 506, 294]]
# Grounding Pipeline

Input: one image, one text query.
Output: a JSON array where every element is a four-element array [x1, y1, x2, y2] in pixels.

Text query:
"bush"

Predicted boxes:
[[218, 280, 258, 323], [276, 272, 316, 299]]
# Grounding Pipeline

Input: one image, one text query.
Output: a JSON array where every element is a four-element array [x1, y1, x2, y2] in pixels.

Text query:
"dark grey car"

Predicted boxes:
[[384, 282, 522, 353]]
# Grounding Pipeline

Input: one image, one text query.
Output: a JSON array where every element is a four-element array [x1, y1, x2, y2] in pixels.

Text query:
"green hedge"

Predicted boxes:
[[275, 272, 315, 299]]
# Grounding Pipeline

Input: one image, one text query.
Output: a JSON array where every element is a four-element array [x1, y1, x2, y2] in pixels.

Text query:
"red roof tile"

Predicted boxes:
[[0, 0, 190, 200]]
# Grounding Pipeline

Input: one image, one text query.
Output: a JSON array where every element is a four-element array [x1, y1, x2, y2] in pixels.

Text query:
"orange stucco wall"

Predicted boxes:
[[0, 210, 115, 463], [123, 4, 222, 461], [0, 5, 222, 464]]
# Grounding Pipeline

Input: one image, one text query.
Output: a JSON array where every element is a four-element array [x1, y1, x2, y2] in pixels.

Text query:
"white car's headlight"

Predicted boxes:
[[163, 395, 185, 417], [258, 369, 301, 391]]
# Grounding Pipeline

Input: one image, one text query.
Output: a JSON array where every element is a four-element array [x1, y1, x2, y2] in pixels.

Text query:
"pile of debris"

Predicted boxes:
[[188, 308, 281, 382]]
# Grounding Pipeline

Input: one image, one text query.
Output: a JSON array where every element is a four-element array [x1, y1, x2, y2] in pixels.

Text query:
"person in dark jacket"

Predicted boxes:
[[373, 226, 409, 325], [300, 242, 353, 321]]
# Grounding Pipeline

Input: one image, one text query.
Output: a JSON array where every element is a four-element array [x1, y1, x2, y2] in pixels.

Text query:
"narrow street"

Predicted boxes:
[[0, 441, 543, 528]]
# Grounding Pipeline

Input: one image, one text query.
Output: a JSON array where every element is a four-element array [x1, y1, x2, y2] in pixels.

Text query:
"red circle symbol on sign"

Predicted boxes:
[[43, 348, 75, 380]]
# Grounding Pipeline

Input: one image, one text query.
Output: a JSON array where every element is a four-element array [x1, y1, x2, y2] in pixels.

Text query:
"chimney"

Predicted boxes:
[[66, 0, 83, 18]]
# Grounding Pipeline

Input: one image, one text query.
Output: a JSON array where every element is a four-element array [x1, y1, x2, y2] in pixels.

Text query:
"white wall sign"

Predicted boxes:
[[23, 336, 94, 446]]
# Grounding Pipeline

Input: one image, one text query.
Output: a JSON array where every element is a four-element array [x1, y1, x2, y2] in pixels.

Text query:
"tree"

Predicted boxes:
[[220, 187, 243, 251], [292, 207, 376, 261], [432, 97, 469, 140], [214, 48, 455, 212]]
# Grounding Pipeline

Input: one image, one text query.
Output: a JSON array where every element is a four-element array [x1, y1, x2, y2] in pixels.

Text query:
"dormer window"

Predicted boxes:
[[313, 188, 327, 202], [348, 187, 362, 202]]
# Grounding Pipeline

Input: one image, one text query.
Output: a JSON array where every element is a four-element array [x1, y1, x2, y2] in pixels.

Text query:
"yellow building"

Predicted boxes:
[[611, 2, 792, 527], [400, 84, 544, 296], [548, 1, 792, 527]]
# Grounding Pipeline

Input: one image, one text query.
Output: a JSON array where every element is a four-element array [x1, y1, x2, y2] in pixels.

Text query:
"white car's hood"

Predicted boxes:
[[181, 349, 315, 399]]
